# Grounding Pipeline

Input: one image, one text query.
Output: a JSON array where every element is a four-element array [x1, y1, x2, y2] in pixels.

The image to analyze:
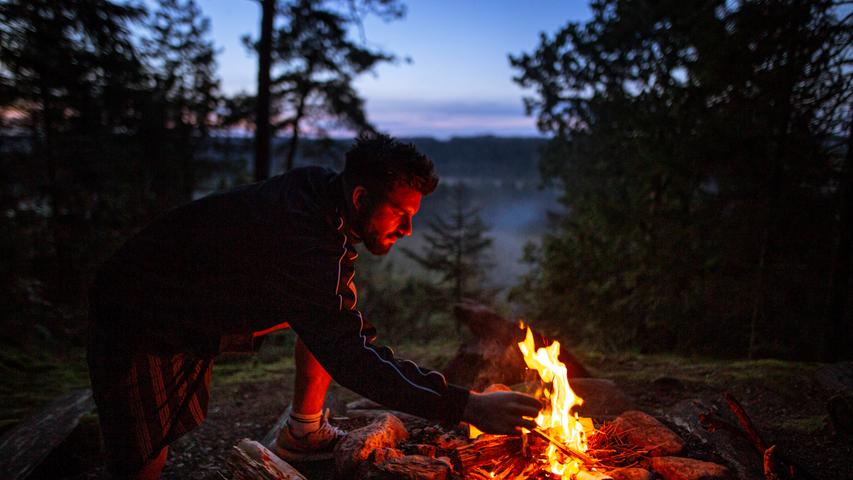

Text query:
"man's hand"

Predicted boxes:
[[462, 390, 542, 435]]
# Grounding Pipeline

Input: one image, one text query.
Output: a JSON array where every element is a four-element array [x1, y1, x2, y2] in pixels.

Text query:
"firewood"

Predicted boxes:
[[724, 392, 767, 453], [0, 388, 94, 480], [530, 427, 596, 465], [465, 467, 494, 479], [454, 435, 522, 471], [576, 470, 614, 480], [227, 438, 307, 480], [723, 393, 814, 480]]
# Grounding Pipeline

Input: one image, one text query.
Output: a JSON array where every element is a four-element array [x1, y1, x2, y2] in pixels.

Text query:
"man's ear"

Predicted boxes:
[[351, 185, 367, 212]]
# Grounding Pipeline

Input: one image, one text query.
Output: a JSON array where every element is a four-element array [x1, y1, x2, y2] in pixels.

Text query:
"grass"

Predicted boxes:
[[0, 341, 90, 432], [579, 348, 818, 392], [1, 329, 825, 439]]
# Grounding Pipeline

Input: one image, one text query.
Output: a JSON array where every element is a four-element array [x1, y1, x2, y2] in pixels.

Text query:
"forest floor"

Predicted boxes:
[[4, 333, 853, 479]]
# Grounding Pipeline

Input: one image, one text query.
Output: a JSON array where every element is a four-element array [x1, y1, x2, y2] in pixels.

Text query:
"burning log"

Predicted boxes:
[[359, 454, 451, 480], [334, 412, 408, 476], [530, 427, 596, 465], [453, 434, 522, 471]]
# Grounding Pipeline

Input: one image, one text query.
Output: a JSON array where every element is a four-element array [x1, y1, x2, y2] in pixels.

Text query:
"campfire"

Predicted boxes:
[[228, 303, 804, 480], [455, 324, 633, 479]]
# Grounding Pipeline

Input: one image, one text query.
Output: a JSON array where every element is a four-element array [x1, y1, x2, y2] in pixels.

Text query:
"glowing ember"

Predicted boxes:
[[518, 325, 589, 477]]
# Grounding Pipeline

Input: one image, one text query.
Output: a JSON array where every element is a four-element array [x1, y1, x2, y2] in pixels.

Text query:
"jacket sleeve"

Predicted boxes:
[[279, 222, 470, 424]]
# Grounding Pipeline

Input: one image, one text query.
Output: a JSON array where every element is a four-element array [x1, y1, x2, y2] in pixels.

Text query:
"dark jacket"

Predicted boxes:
[[90, 166, 469, 423]]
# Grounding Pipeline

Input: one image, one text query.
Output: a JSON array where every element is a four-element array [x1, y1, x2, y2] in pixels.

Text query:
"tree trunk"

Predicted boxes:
[[749, 59, 796, 358], [284, 87, 308, 172], [253, 0, 275, 182], [822, 108, 853, 361]]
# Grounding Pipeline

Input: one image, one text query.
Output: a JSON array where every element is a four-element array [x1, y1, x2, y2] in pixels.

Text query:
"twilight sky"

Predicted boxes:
[[191, 1, 591, 137]]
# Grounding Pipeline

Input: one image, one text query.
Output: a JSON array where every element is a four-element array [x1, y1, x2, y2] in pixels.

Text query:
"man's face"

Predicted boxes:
[[354, 185, 423, 255]]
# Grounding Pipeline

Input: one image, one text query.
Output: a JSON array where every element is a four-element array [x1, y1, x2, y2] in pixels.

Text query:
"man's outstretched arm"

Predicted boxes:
[[286, 305, 541, 434]]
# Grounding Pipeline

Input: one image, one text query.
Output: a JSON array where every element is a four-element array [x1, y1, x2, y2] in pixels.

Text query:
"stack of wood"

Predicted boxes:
[[453, 432, 603, 480]]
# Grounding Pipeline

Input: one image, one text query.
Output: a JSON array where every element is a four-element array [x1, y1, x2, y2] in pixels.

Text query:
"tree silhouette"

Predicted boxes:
[[243, 0, 404, 177], [144, 0, 221, 201], [402, 185, 494, 323], [510, 0, 852, 357], [0, 0, 226, 339], [254, 0, 275, 181]]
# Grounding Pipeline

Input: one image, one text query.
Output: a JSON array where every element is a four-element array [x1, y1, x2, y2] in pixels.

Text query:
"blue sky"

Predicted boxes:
[[190, 1, 591, 137]]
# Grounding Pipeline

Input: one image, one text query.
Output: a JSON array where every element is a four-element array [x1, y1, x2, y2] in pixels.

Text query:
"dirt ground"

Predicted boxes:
[[161, 352, 853, 479], [23, 344, 853, 479]]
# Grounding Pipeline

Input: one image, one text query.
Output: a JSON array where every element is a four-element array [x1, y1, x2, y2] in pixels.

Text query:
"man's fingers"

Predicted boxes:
[[511, 392, 545, 410], [508, 403, 541, 418]]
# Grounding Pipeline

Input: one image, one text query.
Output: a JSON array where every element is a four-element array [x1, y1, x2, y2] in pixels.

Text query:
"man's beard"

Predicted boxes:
[[351, 207, 395, 255]]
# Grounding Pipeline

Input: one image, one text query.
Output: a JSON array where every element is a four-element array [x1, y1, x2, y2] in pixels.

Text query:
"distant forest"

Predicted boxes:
[[194, 135, 547, 186]]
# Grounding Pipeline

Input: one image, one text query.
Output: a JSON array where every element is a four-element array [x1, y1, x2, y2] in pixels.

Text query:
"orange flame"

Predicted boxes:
[[518, 326, 588, 476]]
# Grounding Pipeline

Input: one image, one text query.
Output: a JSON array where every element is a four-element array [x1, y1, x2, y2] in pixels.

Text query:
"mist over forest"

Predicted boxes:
[[197, 135, 557, 285]]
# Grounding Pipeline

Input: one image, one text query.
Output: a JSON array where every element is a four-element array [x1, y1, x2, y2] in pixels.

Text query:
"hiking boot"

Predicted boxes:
[[271, 409, 347, 462]]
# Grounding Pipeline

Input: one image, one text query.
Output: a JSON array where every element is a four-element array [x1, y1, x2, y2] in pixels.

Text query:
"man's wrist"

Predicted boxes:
[[461, 390, 481, 425], [445, 384, 472, 424]]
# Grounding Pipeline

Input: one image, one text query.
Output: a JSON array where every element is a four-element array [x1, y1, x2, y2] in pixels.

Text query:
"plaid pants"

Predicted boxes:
[[88, 326, 213, 474]]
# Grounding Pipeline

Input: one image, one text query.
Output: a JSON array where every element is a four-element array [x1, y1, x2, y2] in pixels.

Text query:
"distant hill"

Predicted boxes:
[[403, 136, 547, 180], [204, 136, 547, 181]]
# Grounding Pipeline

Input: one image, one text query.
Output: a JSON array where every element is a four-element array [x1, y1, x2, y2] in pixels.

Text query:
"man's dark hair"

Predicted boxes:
[[343, 133, 438, 204]]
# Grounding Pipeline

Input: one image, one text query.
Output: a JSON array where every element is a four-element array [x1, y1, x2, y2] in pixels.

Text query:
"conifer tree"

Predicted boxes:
[[402, 185, 495, 309], [243, 0, 404, 177], [510, 0, 852, 356], [143, 0, 221, 201]]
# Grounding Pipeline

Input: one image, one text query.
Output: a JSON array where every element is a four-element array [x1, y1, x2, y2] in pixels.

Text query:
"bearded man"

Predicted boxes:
[[87, 134, 541, 479]]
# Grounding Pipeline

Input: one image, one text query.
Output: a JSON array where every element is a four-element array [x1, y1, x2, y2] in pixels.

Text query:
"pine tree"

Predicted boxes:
[[143, 0, 221, 201], [243, 0, 405, 177], [402, 185, 495, 312], [0, 0, 149, 332], [510, 0, 852, 356]]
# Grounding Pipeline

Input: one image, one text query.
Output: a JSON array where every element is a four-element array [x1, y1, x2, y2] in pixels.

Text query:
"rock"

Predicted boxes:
[[609, 467, 653, 480], [650, 456, 730, 480], [570, 378, 636, 417], [442, 300, 589, 389], [664, 399, 762, 479], [359, 454, 450, 480], [814, 362, 853, 394], [335, 413, 408, 476], [612, 410, 684, 456], [827, 394, 853, 434], [652, 376, 685, 392], [442, 339, 525, 390]]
